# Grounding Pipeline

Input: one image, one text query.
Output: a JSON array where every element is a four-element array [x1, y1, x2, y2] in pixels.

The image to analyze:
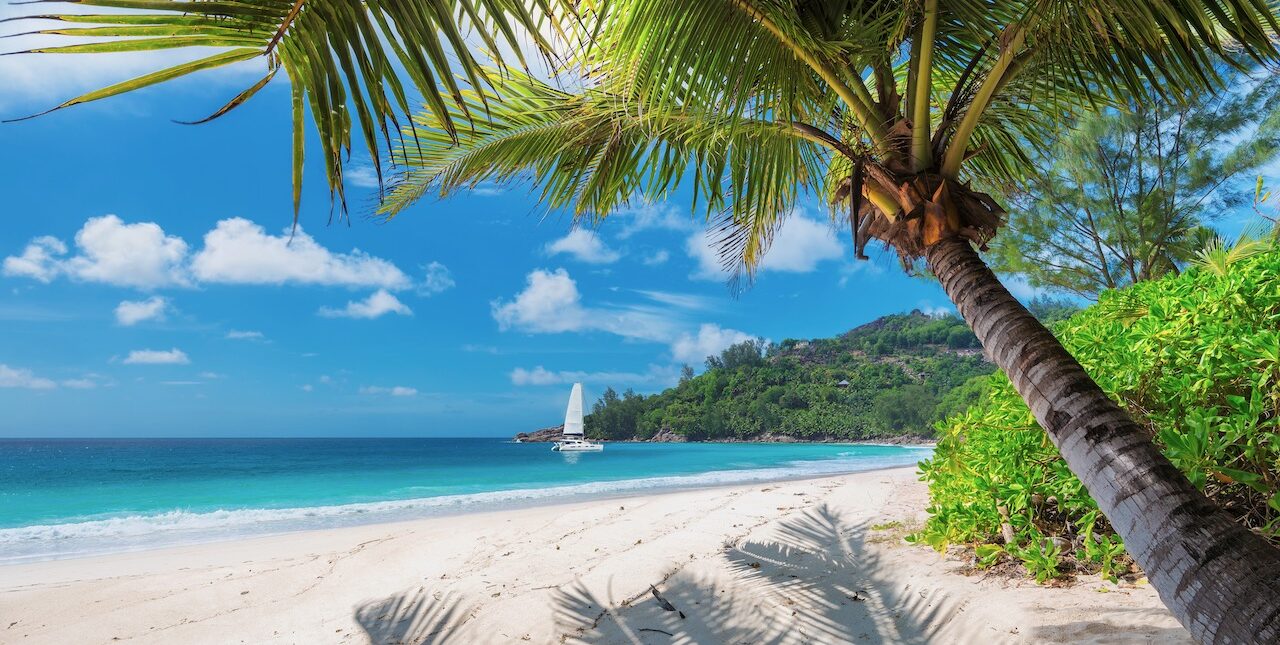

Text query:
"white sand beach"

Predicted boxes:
[[1, 467, 1188, 644]]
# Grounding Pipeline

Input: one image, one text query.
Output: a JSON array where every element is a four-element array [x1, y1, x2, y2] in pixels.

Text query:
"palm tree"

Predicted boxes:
[[8, 1, 1280, 641]]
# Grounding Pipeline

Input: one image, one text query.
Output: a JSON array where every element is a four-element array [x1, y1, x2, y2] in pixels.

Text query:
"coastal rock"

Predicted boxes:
[[514, 425, 564, 443], [649, 427, 688, 443]]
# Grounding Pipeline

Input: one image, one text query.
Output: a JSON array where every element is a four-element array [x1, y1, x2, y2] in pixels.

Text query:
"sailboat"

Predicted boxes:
[[552, 382, 603, 452]]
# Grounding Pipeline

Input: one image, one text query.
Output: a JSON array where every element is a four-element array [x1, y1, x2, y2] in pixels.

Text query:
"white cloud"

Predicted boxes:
[[0, 364, 56, 389], [300, 384, 314, 392], [616, 203, 699, 239], [635, 290, 713, 311], [2, 236, 66, 282], [510, 364, 679, 387], [545, 229, 622, 264], [360, 385, 418, 397], [114, 296, 168, 326], [491, 268, 676, 342], [5, 217, 420, 298], [917, 301, 955, 318], [670, 324, 758, 364], [318, 289, 412, 319], [61, 378, 97, 389], [492, 268, 587, 333], [642, 249, 670, 266], [198, 371, 223, 379], [225, 329, 265, 341], [3, 216, 190, 288], [346, 164, 381, 189], [419, 261, 455, 296], [123, 348, 189, 365], [688, 212, 845, 280], [192, 218, 410, 289], [69, 216, 190, 288]]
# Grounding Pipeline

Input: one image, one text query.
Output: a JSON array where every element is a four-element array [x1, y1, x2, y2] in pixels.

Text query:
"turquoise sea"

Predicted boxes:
[[0, 438, 929, 564]]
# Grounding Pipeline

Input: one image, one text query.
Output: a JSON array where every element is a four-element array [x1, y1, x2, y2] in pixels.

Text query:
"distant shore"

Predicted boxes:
[[514, 425, 936, 445], [1, 467, 1187, 644]]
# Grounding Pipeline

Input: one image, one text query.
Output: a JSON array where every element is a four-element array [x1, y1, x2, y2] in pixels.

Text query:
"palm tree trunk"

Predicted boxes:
[[925, 236, 1280, 644]]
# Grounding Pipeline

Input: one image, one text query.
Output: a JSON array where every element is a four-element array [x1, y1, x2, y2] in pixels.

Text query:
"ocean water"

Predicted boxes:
[[0, 438, 929, 564]]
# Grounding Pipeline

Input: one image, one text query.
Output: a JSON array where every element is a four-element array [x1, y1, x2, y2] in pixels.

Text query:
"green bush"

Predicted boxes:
[[915, 251, 1280, 582]]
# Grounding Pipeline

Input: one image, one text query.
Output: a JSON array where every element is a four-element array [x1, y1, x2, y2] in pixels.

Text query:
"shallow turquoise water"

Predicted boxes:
[[0, 438, 928, 563]]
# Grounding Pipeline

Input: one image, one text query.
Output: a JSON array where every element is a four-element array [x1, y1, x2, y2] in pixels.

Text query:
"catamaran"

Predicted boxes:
[[552, 382, 603, 452]]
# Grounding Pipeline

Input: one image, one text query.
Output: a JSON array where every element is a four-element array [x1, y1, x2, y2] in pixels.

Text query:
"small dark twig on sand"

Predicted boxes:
[[638, 628, 674, 636], [650, 586, 686, 619]]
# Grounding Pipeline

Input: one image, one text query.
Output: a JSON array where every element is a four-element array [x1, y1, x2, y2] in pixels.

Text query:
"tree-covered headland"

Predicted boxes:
[[582, 311, 994, 441]]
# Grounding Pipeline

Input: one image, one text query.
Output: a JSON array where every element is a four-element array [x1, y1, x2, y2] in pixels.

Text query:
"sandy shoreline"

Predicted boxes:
[[1, 467, 1188, 644]]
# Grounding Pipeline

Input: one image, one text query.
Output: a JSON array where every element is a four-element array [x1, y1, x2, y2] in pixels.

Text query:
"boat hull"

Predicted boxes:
[[552, 440, 603, 452]]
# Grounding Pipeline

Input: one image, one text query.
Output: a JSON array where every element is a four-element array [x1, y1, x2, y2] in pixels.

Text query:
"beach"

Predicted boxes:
[[0, 466, 1188, 644]]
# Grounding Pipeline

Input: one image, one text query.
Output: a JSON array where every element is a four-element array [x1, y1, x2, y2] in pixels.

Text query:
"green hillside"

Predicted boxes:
[[583, 311, 996, 441]]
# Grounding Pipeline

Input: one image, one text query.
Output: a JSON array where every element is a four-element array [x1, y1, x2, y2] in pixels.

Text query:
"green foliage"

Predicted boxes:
[[917, 250, 1280, 581], [989, 75, 1280, 299], [584, 311, 993, 441]]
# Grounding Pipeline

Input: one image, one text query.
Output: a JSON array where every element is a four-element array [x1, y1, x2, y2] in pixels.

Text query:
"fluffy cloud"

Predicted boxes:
[[671, 324, 759, 364], [318, 289, 412, 319], [493, 268, 756, 362], [510, 364, 679, 387], [492, 269, 587, 333], [419, 261, 455, 296], [191, 218, 410, 289], [491, 268, 676, 342], [225, 330, 265, 341], [359, 385, 418, 397], [4, 216, 415, 294], [0, 364, 56, 389], [115, 296, 168, 326], [123, 348, 189, 365], [3, 216, 189, 288], [2, 236, 65, 282], [545, 229, 622, 264], [689, 213, 844, 280]]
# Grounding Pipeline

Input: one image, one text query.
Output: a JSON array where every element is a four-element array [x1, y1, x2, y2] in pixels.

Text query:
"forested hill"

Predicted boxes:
[[574, 311, 998, 442]]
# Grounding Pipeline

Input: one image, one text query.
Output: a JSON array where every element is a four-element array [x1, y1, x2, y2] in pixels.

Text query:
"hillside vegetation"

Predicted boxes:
[[583, 311, 995, 441], [915, 250, 1280, 583]]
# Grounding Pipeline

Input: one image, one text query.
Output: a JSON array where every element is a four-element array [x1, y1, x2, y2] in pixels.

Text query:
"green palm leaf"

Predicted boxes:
[[3, 0, 584, 219], [379, 67, 831, 279]]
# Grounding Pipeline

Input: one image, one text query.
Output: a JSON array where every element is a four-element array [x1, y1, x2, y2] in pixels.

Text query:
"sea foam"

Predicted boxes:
[[0, 449, 928, 564]]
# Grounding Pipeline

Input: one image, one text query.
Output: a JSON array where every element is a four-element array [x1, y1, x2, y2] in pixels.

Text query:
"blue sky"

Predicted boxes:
[[0, 21, 1223, 438]]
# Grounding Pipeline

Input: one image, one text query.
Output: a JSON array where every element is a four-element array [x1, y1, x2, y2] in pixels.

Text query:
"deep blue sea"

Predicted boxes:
[[0, 438, 929, 563]]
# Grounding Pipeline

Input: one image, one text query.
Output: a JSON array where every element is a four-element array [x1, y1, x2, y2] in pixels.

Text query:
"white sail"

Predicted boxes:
[[563, 382, 585, 437]]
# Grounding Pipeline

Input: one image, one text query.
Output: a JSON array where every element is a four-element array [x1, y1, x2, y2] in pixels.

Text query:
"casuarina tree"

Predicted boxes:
[[8, 1, 1280, 641]]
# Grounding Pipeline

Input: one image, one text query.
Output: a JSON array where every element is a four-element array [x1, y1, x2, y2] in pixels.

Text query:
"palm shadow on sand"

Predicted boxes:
[[353, 588, 473, 645], [551, 503, 955, 644]]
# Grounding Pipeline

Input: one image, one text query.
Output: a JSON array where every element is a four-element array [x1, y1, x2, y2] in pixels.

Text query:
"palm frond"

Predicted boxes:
[[379, 67, 831, 278], [1193, 221, 1277, 276], [3, 0, 583, 218]]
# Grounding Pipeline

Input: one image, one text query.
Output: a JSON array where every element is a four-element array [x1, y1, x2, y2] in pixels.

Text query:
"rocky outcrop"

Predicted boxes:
[[649, 427, 688, 443], [514, 425, 564, 443]]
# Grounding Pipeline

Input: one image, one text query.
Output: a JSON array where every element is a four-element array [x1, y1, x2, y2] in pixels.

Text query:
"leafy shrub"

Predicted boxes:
[[915, 251, 1280, 582]]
